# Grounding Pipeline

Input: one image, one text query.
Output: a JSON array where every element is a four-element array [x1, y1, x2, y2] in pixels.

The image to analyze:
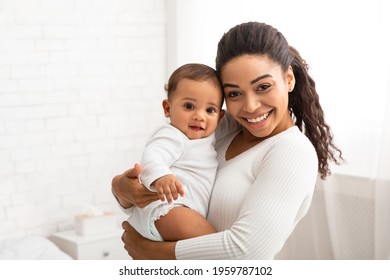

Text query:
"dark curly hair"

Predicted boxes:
[[216, 22, 343, 179]]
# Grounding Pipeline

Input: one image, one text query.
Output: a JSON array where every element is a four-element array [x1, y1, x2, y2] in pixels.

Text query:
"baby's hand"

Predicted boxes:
[[152, 174, 184, 204]]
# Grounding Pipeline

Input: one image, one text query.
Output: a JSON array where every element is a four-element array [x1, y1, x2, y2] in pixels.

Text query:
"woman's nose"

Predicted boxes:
[[243, 95, 261, 113]]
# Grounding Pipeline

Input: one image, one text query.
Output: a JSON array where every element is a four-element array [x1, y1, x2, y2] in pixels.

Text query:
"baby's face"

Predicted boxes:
[[163, 78, 223, 139]]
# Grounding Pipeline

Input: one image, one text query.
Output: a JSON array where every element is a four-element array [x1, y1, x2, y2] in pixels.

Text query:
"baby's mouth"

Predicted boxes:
[[189, 125, 205, 131]]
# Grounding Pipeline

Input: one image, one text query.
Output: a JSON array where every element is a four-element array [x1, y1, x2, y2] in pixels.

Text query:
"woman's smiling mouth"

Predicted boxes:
[[244, 110, 272, 124]]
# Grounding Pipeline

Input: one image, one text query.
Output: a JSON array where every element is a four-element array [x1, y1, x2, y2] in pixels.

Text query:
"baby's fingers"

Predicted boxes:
[[175, 181, 185, 197], [169, 184, 179, 201], [162, 185, 174, 204], [156, 187, 166, 202]]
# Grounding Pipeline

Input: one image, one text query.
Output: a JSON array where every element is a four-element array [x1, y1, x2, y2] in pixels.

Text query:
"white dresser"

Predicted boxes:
[[50, 229, 130, 260]]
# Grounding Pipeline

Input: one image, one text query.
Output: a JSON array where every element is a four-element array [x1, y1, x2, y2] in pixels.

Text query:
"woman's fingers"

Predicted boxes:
[[123, 163, 142, 179], [121, 221, 144, 259]]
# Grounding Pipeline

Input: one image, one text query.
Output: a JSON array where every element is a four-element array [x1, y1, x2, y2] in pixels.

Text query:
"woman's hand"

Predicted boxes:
[[111, 163, 159, 208], [121, 221, 146, 259], [121, 221, 177, 260]]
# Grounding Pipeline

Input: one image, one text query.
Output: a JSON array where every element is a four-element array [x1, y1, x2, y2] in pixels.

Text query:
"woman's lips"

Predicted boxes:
[[243, 110, 272, 124]]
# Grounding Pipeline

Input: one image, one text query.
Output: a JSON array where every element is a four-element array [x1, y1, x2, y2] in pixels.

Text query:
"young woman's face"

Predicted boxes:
[[163, 79, 224, 140], [221, 54, 295, 141]]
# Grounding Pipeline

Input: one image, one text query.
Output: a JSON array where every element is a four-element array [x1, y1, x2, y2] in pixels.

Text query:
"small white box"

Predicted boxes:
[[75, 212, 117, 236]]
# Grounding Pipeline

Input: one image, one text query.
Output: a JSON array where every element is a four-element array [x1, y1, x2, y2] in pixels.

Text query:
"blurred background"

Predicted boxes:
[[0, 0, 389, 259]]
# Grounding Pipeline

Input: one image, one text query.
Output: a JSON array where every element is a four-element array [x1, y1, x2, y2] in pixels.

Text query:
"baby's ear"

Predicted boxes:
[[162, 99, 171, 117], [219, 109, 225, 120]]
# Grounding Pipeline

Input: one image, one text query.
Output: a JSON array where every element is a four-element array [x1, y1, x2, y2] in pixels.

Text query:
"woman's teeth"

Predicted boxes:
[[247, 112, 270, 123]]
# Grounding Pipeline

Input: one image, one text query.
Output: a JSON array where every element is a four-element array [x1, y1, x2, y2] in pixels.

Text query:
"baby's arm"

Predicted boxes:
[[140, 125, 187, 201], [152, 174, 184, 204]]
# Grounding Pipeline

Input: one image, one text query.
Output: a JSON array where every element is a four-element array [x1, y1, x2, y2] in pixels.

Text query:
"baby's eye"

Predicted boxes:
[[183, 103, 194, 110], [207, 107, 217, 114]]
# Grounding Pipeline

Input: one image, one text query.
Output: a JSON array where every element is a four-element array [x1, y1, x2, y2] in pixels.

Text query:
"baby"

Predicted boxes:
[[127, 63, 224, 241]]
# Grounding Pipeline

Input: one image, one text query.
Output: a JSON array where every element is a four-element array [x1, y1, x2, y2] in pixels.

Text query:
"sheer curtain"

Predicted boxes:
[[277, 70, 390, 261], [374, 74, 390, 259], [276, 1, 390, 260]]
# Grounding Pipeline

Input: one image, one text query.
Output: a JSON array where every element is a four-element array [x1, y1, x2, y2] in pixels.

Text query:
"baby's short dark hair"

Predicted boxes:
[[165, 63, 223, 105]]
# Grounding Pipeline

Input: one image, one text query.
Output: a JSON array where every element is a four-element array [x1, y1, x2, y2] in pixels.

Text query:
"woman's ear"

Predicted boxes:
[[287, 66, 295, 92], [162, 99, 171, 117]]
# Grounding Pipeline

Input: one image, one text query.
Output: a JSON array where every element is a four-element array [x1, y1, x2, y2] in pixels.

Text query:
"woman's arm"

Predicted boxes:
[[111, 163, 159, 209], [122, 221, 176, 259], [120, 134, 318, 259], [113, 165, 172, 259]]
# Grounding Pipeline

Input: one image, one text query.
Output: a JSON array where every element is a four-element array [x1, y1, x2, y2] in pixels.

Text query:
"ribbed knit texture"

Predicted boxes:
[[175, 113, 318, 259]]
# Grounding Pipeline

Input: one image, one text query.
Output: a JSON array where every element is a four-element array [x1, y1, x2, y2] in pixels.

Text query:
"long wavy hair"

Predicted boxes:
[[216, 22, 343, 179]]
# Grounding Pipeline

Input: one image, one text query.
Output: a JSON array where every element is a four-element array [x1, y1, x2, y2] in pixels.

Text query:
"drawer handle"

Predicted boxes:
[[103, 251, 110, 258]]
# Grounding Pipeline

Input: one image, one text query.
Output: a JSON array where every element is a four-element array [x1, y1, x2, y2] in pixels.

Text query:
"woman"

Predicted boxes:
[[112, 22, 343, 259]]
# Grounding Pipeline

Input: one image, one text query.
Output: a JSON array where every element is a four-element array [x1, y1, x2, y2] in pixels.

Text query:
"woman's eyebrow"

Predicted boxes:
[[222, 83, 238, 89], [223, 74, 273, 89], [250, 74, 272, 85]]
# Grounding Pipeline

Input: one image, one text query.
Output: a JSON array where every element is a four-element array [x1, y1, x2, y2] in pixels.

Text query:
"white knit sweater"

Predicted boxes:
[[175, 113, 318, 259]]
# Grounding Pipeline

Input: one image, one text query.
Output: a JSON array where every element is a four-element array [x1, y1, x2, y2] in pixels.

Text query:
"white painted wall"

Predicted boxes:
[[0, 0, 166, 238]]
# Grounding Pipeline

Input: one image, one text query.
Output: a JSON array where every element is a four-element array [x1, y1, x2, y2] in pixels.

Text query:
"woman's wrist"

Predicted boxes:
[[144, 239, 177, 260]]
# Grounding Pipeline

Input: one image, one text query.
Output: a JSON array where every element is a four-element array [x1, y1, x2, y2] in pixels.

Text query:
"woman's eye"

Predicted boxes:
[[257, 84, 271, 91], [183, 103, 194, 110], [225, 91, 241, 98]]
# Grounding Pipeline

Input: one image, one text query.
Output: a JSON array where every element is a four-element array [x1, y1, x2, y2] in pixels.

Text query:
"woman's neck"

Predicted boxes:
[[225, 130, 262, 160], [225, 118, 294, 160]]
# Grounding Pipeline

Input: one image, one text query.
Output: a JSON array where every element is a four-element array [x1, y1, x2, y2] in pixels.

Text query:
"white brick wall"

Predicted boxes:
[[0, 0, 167, 238]]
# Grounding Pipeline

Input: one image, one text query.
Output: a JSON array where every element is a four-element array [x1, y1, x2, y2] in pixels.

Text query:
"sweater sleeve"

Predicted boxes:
[[175, 135, 318, 259], [140, 125, 185, 190]]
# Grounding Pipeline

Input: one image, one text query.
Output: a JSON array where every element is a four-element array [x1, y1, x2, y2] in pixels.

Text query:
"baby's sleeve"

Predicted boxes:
[[140, 125, 185, 190]]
